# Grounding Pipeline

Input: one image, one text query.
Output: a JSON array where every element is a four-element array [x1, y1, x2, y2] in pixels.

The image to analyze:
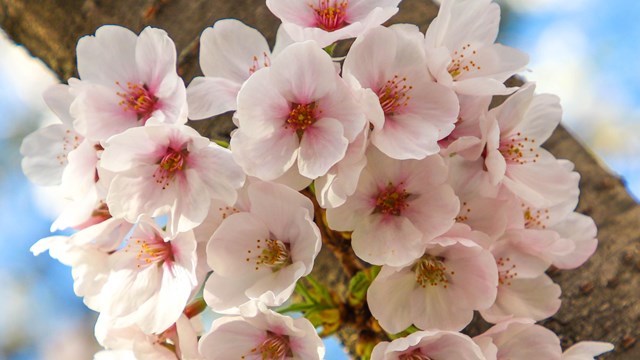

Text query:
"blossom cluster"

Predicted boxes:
[[22, 0, 614, 359]]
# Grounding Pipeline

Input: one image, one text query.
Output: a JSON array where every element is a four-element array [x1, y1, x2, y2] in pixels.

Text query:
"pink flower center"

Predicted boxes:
[[311, 0, 349, 32], [377, 75, 413, 116], [153, 147, 189, 190], [374, 182, 410, 216], [413, 255, 451, 288], [448, 43, 482, 79], [498, 132, 540, 165], [523, 207, 550, 229], [250, 332, 292, 360], [249, 52, 271, 75], [399, 350, 434, 360], [496, 256, 517, 286], [286, 102, 318, 138], [125, 235, 174, 269], [116, 81, 159, 122], [246, 238, 292, 272]]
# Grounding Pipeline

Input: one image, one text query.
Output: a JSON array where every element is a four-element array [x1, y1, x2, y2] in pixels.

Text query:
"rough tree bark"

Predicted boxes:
[[1, 0, 638, 358]]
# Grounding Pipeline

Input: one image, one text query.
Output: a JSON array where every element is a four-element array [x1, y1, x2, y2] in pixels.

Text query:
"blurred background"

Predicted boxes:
[[0, 0, 638, 358]]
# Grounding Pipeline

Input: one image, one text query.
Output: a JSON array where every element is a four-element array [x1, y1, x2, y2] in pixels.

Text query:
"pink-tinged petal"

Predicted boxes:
[[453, 77, 519, 96], [515, 93, 562, 145], [135, 27, 178, 96], [404, 184, 459, 241], [235, 68, 291, 137], [426, 0, 499, 50], [373, 114, 443, 160], [442, 242, 498, 310], [491, 83, 536, 135], [347, 0, 401, 20], [271, 24, 295, 58], [198, 316, 266, 360], [562, 341, 614, 360], [551, 213, 598, 270], [481, 273, 561, 323], [480, 321, 562, 360], [317, 76, 366, 142], [76, 25, 139, 85], [352, 214, 425, 266], [411, 282, 474, 331], [175, 315, 204, 360], [272, 162, 314, 191], [60, 140, 99, 200], [270, 41, 337, 103], [491, 233, 551, 279], [343, 26, 399, 89], [207, 212, 271, 278], [70, 82, 139, 141], [504, 158, 580, 208], [415, 331, 488, 360], [325, 172, 376, 230], [199, 19, 271, 82], [367, 267, 417, 334], [187, 76, 241, 119], [20, 123, 81, 186], [43, 84, 75, 127], [454, 44, 529, 84], [169, 169, 212, 235], [192, 145, 245, 206], [230, 128, 298, 181], [245, 261, 307, 306], [248, 180, 314, 228], [204, 272, 266, 313], [298, 117, 348, 179], [266, 0, 317, 27]]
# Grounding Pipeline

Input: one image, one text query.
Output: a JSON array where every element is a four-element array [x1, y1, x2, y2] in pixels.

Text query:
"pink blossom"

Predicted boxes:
[[100, 124, 244, 236], [371, 330, 487, 360], [266, 0, 401, 47], [424, 0, 528, 95], [231, 41, 366, 181], [187, 20, 293, 119], [343, 25, 459, 160], [198, 304, 324, 359], [368, 232, 498, 333], [204, 180, 321, 312], [70, 26, 187, 141], [474, 318, 563, 360], [327, 148, 459, 266]]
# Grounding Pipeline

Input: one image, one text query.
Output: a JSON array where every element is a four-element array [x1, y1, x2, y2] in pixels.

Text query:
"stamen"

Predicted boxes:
[[248, 238, 292, 272], [377, 75, 412, 116], [124, 235, 173, 269], [285, 102, 318, 138], [249, 52, 272, 75], [448, 43, 481, 79], [498, 132, 540, 165], [496, 256, 517, 286], [247, 332, 292, 360], [399, 350, 434, 360], [413, 255, 451, 288], [153, 148, 189, 190], [116, 81, 159, 122], [374, 182, 410, 216], [522, 205, 550, 229], [311, 0, 349, 32]]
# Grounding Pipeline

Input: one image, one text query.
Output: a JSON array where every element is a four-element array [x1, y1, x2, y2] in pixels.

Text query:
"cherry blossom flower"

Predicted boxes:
[[327, 148, 459, 266], [562, 342, 614, 360], [367, 233, 497, 333], [266, 0, 401, 47], [371, 330, 487, 360], [483, 83, 580, 208], [473, 318, 563, 360], [70, 25, 187, 141], [424, 0, 528, 95], [204, 180, 321, 312], [95, 314, 203, 360], [100, 124, 245, 236], [21, 84, 82, 186], [198, 304, 324, 359], [187, 20, 294, 119], [343, 25, 459, 160], [99, 218, 198, 334], [231, 41, 366, 181]]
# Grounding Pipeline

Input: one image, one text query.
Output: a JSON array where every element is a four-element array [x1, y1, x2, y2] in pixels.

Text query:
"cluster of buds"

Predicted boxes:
[[21, 0, 614, 359]]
